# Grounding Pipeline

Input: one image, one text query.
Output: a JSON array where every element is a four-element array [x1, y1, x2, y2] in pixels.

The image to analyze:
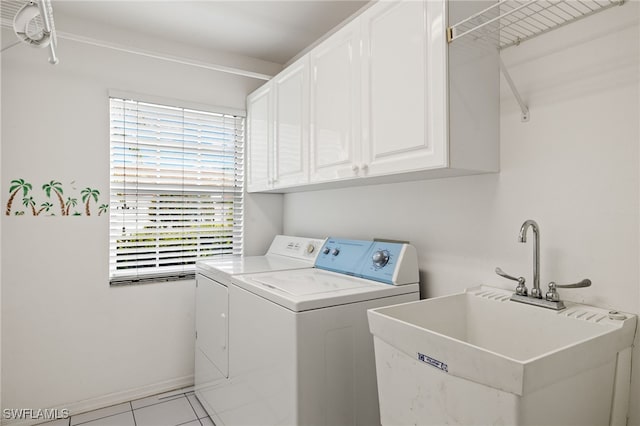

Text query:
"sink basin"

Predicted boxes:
[[368, 286, 637, 426]]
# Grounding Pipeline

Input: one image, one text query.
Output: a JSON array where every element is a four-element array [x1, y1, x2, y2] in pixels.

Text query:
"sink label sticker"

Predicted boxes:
[[417, 352, 448, 373]]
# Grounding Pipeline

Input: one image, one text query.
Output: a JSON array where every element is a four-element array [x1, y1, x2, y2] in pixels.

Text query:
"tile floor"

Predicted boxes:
[[39, 388, 214, 426]]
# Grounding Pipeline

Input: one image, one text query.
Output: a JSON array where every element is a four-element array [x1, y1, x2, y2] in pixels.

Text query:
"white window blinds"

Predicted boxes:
[[109, 97, 244, 284]]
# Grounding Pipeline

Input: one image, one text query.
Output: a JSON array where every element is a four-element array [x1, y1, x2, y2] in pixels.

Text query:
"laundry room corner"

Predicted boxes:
[[282, 3, 640, 424], [1, 0, 639, 424], [0, 18, 282, 419]]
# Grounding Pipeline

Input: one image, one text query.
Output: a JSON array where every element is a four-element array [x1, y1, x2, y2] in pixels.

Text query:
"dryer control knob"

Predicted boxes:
[[306, 244, 315, 254], [323, 247, 330, 255], [372, 250, 390, 268], [331, 248, 340, 256]]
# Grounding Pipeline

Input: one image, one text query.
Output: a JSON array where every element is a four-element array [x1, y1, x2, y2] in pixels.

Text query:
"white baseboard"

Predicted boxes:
[[3, 375, 194, 426]]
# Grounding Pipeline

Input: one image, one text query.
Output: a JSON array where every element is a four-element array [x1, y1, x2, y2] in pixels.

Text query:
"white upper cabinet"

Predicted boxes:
[[309, 20, 361, 183], [246, 0, 499, 193], [247, 57, 310, 192], [246, 84, 272, 192], [360, 0, 446, 177], [272, 56, 310, 188]]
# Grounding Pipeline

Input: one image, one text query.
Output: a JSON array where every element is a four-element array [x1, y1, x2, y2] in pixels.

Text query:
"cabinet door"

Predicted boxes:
[[195, 275, 229, 378], [273, 57, 309, 188], [246, 84, 273, 192], [361, 0, 447, 176], [309, 20, 361, 183]]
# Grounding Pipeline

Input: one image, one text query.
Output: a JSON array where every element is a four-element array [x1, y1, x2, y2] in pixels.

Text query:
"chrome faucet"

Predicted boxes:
[[496, 219, 592, 310], [518, 220, 541, 299]]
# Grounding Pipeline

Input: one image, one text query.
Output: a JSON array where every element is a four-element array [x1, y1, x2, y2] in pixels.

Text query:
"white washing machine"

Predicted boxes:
[[194, 235, 326, 418], [198, 237, 420, 426]]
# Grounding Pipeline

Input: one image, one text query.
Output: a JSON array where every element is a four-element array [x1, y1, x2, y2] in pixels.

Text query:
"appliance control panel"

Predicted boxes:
[[267, 235, 326, 261], [361, 242, 405, 284], [315, 238, 371, 276], [315, 238, 418, 285]]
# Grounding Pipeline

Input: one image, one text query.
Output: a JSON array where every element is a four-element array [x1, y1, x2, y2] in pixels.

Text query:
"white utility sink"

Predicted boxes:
[[368, 286, 637, 426]]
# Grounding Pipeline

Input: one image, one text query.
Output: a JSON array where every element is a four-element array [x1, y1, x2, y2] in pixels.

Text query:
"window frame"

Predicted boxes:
[[108, 92, 245, 285]]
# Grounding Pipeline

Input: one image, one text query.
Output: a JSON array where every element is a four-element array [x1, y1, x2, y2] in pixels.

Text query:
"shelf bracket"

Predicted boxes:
[[499, 56, 529, 122]]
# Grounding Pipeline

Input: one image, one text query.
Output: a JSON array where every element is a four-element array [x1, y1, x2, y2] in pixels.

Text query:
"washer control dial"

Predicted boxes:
[[323, 247, 330, 255], [331, 248, 340, 256], [372, 250, 390, 268], [306, 244, 315, 254]]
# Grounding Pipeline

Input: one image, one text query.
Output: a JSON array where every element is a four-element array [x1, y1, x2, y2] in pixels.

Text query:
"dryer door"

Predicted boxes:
[[196, 274, 229, 378]]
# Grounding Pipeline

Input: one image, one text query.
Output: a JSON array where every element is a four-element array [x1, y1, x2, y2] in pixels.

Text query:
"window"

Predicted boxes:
[[109, 97, 244, 284]]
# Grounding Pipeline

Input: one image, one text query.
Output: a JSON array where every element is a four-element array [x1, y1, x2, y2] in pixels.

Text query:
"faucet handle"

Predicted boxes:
[[552, 279, 592, 289], [495, 267, 524, 282], [495, 267, 528, 296], [546, 280, 592, 302]]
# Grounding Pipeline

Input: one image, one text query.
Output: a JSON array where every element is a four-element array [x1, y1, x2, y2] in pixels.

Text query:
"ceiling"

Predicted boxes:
[[44, 0, 369, 65]]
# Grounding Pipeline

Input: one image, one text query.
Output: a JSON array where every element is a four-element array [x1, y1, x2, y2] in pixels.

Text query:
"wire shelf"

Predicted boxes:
[[447, 0, 625, 49]]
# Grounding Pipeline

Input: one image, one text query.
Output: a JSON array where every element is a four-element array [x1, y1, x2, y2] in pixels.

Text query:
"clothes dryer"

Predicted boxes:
[[197, 235, 325, 282], [194, 235, 325, 412], [199, 238, 420, 426]]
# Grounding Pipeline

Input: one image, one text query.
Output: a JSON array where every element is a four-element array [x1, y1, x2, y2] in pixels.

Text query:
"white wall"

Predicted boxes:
[[50, 10, 283, 81], [0, 27, 282, 419], [284, 3, 640, 425], [1, 22, 3, 423]]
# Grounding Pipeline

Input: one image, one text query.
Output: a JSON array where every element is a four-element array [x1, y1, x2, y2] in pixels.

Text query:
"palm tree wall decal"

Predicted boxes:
[[6, 179, 105, 217], [6, 179, 32, 216], [65, 197, 78, 216], [42, 180, 66, 216], [81, 188, 100, 216], [38, 202, 53, 216], [22, 196, 37, 216]]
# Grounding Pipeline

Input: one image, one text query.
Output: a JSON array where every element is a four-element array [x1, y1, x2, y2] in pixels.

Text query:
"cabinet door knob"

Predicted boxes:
[[352, 164, 359, 173], [361, 163, 369, 171]]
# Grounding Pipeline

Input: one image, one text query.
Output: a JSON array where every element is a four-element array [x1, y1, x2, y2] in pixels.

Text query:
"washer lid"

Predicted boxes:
[[250, 270, 371, 296], [232, 268, 419, 312], [197, 255, 314, 280]]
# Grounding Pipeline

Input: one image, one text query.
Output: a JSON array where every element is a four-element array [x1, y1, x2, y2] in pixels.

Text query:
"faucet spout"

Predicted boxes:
[[519, 220, 541, 298]]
